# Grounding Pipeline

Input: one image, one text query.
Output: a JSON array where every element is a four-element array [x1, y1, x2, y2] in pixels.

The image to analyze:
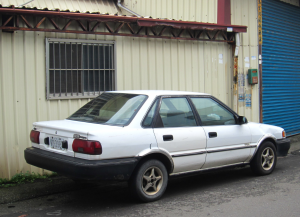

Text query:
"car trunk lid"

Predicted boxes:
[[32, 119, 110, 157]]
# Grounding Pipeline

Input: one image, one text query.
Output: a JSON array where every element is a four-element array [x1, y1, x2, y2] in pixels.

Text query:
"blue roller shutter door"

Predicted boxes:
[[262, 0, 300, 136]]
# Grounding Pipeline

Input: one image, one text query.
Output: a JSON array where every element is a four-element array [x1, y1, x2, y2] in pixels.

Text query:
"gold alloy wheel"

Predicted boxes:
[[261, 147, 275, 171], [142, 166, 163, 196]]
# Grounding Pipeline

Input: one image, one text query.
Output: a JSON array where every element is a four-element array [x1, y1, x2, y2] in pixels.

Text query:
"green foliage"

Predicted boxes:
[[0, 172, 58, 188]]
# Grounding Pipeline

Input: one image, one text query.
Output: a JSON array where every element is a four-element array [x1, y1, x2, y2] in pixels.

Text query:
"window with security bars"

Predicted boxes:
[[46, 38, 115, 99]]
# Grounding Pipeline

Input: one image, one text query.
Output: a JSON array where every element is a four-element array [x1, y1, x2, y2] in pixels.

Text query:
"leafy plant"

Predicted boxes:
[[0, 172, 58, 188]]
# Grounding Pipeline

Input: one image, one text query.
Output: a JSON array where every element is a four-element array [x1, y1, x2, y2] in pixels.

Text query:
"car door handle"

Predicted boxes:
[[163, 135, 173, 141], [208, 132, 217, 138]]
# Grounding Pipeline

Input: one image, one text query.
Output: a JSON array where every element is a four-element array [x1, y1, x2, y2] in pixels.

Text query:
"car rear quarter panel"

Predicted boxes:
[[86, 127, 157, 160]]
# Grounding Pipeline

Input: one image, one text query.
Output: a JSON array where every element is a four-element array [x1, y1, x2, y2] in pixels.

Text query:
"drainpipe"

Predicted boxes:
[[18, 0, 35, 7], [234, 33, 240, 57], [233, 33, 240, 113], [117, 0, 141, 17]]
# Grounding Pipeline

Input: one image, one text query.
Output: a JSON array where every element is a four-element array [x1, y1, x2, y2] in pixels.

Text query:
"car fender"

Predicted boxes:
[[136, 147, 174, 173], [250, 133, 277, 161]]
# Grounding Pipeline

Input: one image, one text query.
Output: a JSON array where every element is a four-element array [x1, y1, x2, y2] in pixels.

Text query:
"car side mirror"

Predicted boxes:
[[238, 116, 248, 125]]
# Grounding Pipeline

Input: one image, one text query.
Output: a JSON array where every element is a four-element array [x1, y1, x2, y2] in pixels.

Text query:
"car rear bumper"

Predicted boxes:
[[276, 138, 290, 157], [24, 147, 140, 181]]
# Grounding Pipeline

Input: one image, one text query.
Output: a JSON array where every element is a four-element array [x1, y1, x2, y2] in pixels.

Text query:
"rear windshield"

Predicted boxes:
[[68, 93, 148, 126]]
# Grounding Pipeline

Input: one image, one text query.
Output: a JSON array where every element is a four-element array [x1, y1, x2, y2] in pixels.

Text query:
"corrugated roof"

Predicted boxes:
[[0, 1, 247, 33], [0, 0, 120, 14], [0, 6, 248, 33]]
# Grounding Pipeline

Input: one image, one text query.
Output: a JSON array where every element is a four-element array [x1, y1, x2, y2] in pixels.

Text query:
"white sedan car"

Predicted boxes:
[[25, 90, 290, 202]]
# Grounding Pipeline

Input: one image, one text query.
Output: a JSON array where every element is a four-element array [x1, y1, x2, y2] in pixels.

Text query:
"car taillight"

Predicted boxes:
[[30, 130, 40, 144], [72, 139, 102, 155]]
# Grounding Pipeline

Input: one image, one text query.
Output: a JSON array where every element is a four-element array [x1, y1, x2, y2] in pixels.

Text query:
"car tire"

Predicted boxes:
[[250, 141, 277, 175], [129, 159, 168, 202]]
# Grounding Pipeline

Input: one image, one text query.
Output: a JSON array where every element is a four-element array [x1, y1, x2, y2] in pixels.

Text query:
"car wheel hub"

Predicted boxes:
[[261, 147, 275, 171], [142, 166, 163, 196]]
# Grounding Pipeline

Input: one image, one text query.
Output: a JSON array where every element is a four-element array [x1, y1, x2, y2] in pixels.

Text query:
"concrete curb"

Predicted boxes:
[[288, 134, 300, 153]]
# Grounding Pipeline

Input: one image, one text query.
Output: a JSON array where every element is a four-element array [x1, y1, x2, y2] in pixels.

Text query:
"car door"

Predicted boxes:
[[153, 97, 207, 174], [190, 97, 252, 169]]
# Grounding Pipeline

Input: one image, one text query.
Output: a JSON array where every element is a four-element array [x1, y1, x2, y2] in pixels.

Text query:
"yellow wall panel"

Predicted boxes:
[[123, 0, 217, 23], [0, 24, 111, 179], [0, 0, 260, 179], [115, 37, 233, 106], [231, 0, 259, 123]]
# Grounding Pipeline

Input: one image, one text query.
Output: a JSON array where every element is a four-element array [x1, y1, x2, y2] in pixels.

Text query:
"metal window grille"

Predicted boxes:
[[46, 38, 116, 100]]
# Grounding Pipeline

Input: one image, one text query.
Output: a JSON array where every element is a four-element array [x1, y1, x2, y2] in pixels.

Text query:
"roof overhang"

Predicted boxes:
[[137, 20, 246, 33], [0, 7, 247, 42]]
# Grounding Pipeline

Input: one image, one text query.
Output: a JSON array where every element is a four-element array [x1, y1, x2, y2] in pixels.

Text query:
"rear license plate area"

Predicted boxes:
[[50, 136, 67, 151]]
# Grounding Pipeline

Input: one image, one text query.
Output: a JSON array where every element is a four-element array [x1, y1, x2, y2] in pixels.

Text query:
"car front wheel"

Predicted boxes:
[[129, 159, 168, 202], [250, 141, 277, 175]]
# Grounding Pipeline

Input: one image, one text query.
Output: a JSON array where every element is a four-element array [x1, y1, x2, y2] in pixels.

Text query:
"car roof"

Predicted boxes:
[[106, 90, 210, 97]]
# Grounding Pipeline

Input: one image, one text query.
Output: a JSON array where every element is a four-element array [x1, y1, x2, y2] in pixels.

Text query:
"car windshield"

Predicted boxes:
[[68, 93, 148, 125]]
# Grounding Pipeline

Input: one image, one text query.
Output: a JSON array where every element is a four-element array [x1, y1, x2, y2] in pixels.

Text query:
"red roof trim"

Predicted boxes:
[[0, 7, 247, 33], [138, 20, 246, 32]]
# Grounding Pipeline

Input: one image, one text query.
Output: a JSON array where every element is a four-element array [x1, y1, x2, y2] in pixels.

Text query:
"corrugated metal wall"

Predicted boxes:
[[262, 0, 300, 135], [116, 38, 233, 102], [231, 0, 259, 123], [0, 30, 233, 179], [123, 0, 218, 23], [0, 0, 259, 179], [0, 26, 117, 178]]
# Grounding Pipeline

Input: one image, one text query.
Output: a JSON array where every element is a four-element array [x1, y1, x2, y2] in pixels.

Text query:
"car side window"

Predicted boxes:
[[142, 99, 159, 127], [191, 98, 236, 126], [158, 97, 197, 127]]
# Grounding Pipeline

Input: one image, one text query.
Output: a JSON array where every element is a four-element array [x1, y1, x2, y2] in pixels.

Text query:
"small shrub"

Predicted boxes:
[[0, 172, 58, 188]]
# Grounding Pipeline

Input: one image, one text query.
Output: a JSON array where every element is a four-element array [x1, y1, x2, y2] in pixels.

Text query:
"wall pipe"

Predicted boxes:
[[233, 33, 240, 113], [117, 0, 141, 17], [18, 0, 35, 7], [234, 33, 240, 56]]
